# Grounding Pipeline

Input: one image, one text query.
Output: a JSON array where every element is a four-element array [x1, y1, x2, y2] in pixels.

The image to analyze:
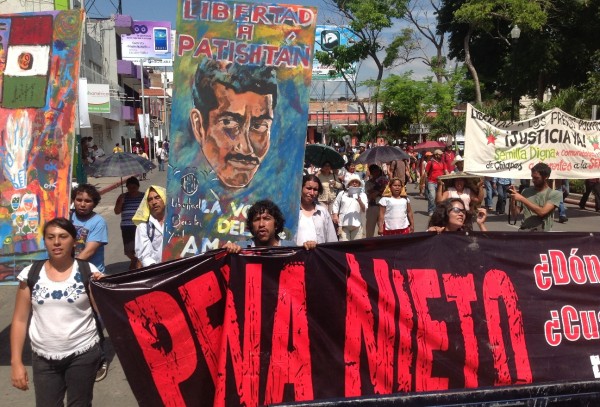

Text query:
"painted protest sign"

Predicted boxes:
[[163, 1, 317, 260], [0, 10, 82, 282], [464, 103, 600, 179], [92, 233, 600, 406]]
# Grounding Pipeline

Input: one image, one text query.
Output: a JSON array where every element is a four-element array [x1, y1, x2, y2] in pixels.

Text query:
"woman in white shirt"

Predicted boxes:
[[332, 174, 368, 241], [295, 174, 338, 246], [11, 217, 103, 405]]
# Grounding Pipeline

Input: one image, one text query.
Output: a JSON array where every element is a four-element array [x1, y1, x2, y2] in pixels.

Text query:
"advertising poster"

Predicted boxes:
[[464, 103, 600, 179], [163, 1, 318, 259], [87, 83, 110, 113], [0, 10, 82, 282], [120, 20, 173, 67], [93, 232, 600, 406], [313, 25, 357, 81]]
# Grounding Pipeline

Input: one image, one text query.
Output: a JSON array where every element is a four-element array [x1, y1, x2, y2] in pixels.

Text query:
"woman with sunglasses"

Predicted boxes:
[[427, 198, 487, 233]]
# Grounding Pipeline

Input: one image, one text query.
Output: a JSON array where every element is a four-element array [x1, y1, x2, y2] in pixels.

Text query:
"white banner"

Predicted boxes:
[[464, 104, 600, 179], [138, 113, 150, 138], [78, 78, 91, 129]]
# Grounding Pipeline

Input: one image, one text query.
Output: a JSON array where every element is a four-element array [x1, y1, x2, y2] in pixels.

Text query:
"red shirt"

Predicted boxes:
[[426, 159, 447, 183], [442, 151, 456, 172]]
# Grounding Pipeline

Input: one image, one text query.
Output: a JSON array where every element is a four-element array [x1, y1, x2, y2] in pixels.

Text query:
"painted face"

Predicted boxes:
[[44, 225, 75, 260], [193, 83, 273, 188], [74, 192, 96, 217], [447, 202, 466, 231], [147, 190, 165, 219], [22, 194, 35, 212], [301, 180, 320, 206], [251, 211, 277, 246], [11, 194, 21, 211]]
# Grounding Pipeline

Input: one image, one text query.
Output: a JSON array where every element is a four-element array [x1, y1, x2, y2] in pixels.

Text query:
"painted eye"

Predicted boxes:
[[218, 116, 240, 131], [251, 120, 270, 132]]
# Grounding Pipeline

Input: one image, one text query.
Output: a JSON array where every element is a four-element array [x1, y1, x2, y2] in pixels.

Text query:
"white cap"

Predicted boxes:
[[346, 173, 362, 187]]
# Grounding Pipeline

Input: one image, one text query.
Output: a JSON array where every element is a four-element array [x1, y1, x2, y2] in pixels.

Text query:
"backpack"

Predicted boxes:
[[27, 259, 105, 342]]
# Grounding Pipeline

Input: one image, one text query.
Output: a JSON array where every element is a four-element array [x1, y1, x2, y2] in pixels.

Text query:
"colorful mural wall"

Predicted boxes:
[[0, 10, 82, 281], [163, 1, 317, 259]]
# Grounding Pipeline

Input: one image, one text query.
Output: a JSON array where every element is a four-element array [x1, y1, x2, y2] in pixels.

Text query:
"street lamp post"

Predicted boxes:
[[510, 24, 521, 122]]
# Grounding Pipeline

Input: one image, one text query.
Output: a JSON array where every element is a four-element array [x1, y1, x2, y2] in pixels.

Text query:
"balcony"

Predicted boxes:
[[113, 14, 133, 36], [121, 105, 135, 121], [117, 60, 138, 78]]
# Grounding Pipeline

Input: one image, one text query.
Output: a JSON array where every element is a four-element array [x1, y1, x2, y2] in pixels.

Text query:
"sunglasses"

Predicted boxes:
[[448, 207, 466, 214]]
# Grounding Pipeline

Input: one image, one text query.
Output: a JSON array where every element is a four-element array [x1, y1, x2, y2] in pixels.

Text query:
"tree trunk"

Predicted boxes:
[[463, 26, 481, 105]]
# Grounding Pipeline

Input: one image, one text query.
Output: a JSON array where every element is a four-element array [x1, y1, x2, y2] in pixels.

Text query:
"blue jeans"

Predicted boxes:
[[427, 182, 438, 215], [558, 180, 569, 218], [32, 343, 101, 407], [495, 183, 509, 214], [158, 158, 164, 171], [484, 180, 494, 208]]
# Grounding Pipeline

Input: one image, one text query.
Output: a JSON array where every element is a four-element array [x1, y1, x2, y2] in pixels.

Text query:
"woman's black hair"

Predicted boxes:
[[246, 199, 285, 236], [428, 198, 473, 232], [302, 174, 323, 195], [43, 217, 77, 240]]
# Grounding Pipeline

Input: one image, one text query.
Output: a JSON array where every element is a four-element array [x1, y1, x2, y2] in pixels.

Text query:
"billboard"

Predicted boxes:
[[162, 0, 318, 259], [87, 83, 110, 113], [0, 10, 83, 281], [312, 25, 358, 81], [121, 20, 173, 67]]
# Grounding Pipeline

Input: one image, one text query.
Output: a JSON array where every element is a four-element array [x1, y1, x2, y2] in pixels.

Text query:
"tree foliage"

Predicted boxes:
[[316, 0, 412, 123]]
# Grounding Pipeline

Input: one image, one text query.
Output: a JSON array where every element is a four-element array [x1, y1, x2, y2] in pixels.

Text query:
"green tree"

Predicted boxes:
[[316, 0, 412, 124], [437, 0, 547, 105]]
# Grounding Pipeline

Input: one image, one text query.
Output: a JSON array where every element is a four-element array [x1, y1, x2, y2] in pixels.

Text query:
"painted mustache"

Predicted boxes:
[[225, 152, 260, 166]]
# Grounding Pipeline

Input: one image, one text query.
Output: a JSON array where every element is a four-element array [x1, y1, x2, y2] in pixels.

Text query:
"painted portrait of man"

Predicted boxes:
[[189, 59, 278, 188]]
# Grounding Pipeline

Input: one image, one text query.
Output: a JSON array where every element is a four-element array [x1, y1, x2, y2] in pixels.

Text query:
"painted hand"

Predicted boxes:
[[2, 111, 32, 189]]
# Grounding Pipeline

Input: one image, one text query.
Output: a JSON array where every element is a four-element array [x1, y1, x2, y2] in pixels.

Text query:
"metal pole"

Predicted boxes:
[[510, 44, 516, 122], [140, 58, 147, 151]]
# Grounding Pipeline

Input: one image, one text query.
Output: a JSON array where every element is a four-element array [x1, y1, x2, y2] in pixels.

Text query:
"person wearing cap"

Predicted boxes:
[[424, 149, 449, 216], [452, 155, 464, 173], [442, 146, 456, 173], [332, 174, 368, 241], [132, 141, 142, 155]]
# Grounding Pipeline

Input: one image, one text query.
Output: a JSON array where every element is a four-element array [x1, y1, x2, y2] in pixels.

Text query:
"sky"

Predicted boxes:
[[85, 0, 433, 98]]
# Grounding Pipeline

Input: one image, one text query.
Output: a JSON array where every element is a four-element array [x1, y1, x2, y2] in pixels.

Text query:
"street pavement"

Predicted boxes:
[[0, 169, 598, 406]]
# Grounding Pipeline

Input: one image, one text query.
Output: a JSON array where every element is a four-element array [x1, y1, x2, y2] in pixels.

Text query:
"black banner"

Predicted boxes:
[[91, 233, 600, 406]]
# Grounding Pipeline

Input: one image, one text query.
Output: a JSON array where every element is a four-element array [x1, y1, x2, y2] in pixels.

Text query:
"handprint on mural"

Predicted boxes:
[[2, 111, 33, 189]]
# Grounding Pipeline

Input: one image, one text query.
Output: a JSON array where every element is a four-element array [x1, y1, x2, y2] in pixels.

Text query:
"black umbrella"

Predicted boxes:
[[304, 144, 345, 169], [353, 146, 410, 164]]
